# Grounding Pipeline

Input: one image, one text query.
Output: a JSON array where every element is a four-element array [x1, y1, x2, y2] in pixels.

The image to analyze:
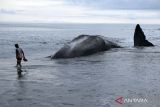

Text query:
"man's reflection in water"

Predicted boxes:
[[17, 67, 27, 79]]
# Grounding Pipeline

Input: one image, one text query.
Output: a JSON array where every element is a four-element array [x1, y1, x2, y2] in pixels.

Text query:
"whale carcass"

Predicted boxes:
[[134, 24, 154, 47], [52, 35, 120, 59]]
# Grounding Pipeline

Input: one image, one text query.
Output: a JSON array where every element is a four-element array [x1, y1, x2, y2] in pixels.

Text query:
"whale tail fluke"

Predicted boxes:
[[134, 24, 154, 47]]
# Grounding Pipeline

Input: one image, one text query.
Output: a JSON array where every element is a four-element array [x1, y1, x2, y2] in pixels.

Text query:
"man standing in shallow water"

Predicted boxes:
[[15, 44, 27, 67]]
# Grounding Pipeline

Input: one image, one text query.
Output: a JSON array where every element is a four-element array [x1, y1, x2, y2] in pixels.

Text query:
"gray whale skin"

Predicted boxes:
[[52, 35, 120, 59]]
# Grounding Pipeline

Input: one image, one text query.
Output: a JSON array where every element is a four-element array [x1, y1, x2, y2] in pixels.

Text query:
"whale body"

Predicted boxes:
[[134, 24, 154, 46], [52, 35, 120, 59]]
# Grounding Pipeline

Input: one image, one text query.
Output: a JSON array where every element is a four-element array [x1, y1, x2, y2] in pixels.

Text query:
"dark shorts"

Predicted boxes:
[[17, 58, 22, 62]]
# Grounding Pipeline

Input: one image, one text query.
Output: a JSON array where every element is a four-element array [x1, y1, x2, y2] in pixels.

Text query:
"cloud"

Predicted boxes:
[[0, 0, 160, 24], [0, 8, 16, 14], [66, 0, 160, 10]]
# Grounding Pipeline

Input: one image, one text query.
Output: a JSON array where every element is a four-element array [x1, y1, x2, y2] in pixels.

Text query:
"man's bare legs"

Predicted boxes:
[[17, 60, 22, 67]]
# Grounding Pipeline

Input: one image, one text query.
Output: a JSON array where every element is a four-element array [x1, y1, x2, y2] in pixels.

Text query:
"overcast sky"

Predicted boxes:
[[0, 0, 160, 24]]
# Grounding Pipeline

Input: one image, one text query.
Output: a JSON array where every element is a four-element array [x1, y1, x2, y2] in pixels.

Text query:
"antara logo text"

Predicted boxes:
[[115, 96, 148, 105]]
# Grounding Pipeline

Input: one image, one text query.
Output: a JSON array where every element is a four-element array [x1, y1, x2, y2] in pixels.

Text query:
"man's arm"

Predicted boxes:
[[16, 49, 18, 58], [22, 49, 25, 59], [22, 49, 28, 61]]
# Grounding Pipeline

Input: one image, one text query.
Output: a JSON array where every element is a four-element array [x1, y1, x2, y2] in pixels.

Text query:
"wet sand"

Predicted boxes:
[[0, 47, 160, 107]]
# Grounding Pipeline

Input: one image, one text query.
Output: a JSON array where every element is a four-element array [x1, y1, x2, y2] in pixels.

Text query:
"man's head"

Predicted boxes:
[[15, 44, 19, 48]]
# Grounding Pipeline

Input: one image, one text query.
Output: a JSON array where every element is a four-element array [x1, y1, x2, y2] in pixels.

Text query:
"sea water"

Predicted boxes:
[[0, 23, 160, 107]]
